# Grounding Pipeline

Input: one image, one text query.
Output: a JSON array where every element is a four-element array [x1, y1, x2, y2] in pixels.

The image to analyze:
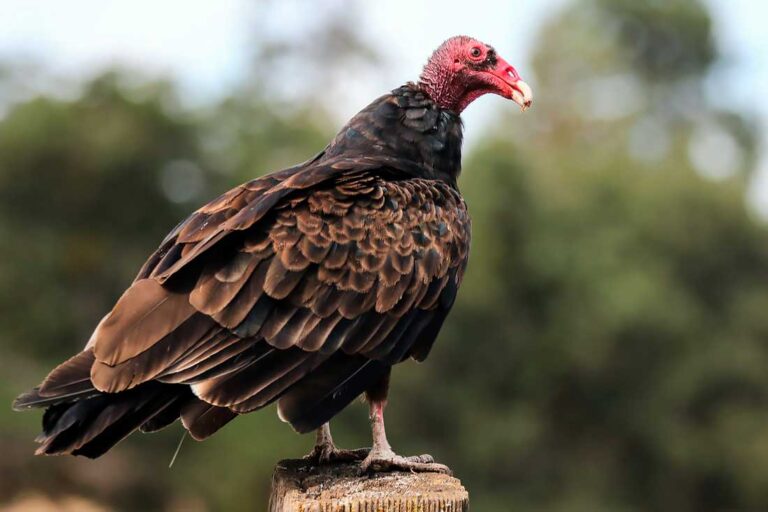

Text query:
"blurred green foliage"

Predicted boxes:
[[1, 0, 767, 510]]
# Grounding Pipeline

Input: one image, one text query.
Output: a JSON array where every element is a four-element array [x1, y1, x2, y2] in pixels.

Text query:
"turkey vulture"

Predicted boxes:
[[13, 35, 532, 473]]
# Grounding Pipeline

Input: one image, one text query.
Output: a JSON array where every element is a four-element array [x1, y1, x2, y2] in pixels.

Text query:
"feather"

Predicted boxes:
[[189, 252, 259, 315], [410, 296, 454, 362], [191, 347, 309, 407], [339, 312, 388, 354], [160, 331, 240, 376], [260, 302, 299, 344], [310, 285, 346, 318], [161, 339, 267, 384], [233, 295, 275, 337], [280, 238, 311, 271], [287, 272, 323, 307], [71, 391, 183, 458], [149, 243, 185, 279], [338, 288, 376, 318], [363, 308, 420, 361], [299, 235, 332, 263], [264, 257, 304, 299], [354, 314, 401, 354], [230, 352, 330, 413], [140, 394, 189, 433], [341, 269, 376, 294], [277, 354, 390, 434], [419, 274, 450, 309], [212, 258, 269, 328], [318, 317, 358, 355], [90, 314, 214, 393], [268, 307, 315, 349], [14, 351, 99, 411], [181, 400, 237, 441], [177, 209, 234, 244], [34, 383, 186, 458], [298, 314, 344, 351], [324, 242, 350, 269], [376, 271, 414, 313], [13, 387, 99, 411], [38, 350, 96, 398], [93, 279, 195, 366]]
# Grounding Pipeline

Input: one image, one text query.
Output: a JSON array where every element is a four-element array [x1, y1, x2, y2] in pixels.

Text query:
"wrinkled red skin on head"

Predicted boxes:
[[418, 35, 522, 113]]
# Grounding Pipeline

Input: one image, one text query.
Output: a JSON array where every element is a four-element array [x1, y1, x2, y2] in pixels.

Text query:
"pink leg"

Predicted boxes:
[[369, 400, 392, 454], [360, 398, 451, 474]]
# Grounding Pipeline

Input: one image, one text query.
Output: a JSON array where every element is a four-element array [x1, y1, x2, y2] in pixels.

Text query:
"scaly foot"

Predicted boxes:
[[304, 443, 370, 465], [360, 448, 452, 475], [305, 423, 369, 465]]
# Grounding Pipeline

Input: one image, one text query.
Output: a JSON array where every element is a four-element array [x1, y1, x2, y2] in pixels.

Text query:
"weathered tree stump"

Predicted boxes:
[[269, 458, 469, 512]]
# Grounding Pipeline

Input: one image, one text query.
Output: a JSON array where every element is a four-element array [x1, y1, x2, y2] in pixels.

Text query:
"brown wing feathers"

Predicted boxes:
[[90, 313, 215, 393], [129, 174, 467, 401], [92, 279, 196, 367], [180, 400, 238, 441], [17, 160, 470, 455], [276, 355, 391, 434]]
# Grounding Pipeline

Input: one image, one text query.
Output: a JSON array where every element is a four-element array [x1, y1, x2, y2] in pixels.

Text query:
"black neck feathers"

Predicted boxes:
[[324, 83, 464, 184]]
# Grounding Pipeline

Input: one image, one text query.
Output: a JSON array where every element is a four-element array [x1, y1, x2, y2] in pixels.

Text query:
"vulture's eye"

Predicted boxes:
[[469, 47, 482, 59]]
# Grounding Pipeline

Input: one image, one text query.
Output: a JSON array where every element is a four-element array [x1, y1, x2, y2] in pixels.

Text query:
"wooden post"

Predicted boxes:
[[269, 458, 469, 512]]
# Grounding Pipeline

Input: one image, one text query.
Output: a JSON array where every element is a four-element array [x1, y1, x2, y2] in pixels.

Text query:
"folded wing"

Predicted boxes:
[[20, 157, 471, 448]]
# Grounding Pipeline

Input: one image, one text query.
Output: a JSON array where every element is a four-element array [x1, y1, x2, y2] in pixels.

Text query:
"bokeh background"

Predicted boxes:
[[1, 0, 768, 510]]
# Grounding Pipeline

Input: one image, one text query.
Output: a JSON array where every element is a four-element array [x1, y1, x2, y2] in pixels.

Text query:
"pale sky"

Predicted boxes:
[[0, 0, 766, 212]]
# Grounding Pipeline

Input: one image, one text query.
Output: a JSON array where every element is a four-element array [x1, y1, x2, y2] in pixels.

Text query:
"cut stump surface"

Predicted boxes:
[[270, 458, 469, 512]]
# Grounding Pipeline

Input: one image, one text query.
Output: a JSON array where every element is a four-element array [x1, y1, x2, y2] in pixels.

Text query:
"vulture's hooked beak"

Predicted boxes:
[[489, 56, 533, 111], [510, 79, 533, 112]]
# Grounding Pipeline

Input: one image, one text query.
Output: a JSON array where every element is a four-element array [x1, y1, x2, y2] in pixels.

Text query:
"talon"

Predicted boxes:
[[304, 424, 369, 465], [360, 452, 450, 474], [305, 444, 370, 465]]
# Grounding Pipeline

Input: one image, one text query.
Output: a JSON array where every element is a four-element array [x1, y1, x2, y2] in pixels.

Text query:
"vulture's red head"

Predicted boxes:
[[419, 35, 533, 114]]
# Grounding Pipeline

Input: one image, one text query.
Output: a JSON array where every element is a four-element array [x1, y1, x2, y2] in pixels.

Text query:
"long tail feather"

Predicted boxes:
[[34, 383, 188, 458], [13, 350, 99, 411]]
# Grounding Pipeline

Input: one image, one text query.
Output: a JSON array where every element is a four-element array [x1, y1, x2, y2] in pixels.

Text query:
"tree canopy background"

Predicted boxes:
[[1, 0, 766, 510]]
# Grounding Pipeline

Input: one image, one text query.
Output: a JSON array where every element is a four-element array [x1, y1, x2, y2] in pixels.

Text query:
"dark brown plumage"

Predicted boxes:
[[13, 35, 531, 467]]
